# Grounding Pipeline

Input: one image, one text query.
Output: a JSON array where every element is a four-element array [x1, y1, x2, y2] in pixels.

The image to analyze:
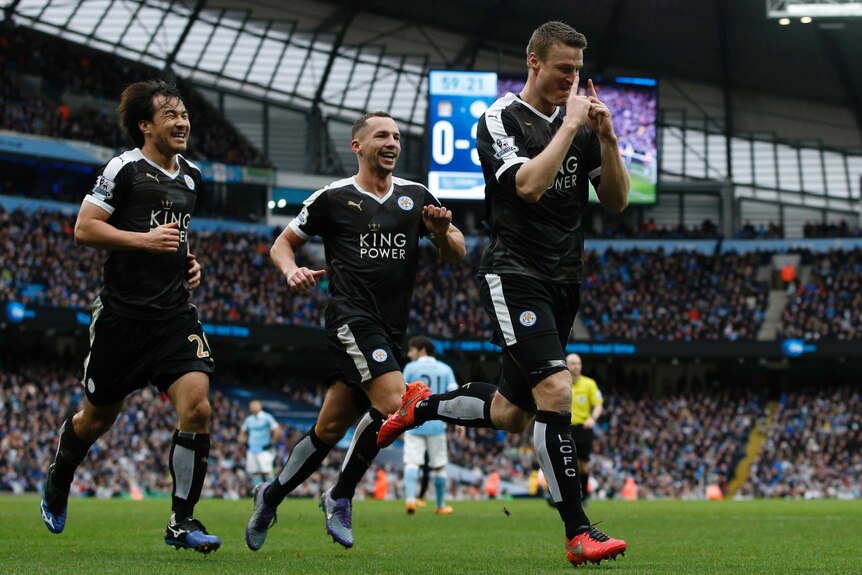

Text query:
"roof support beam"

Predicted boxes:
[[715, 0, 734, 186], [164, 0, 208, 71]]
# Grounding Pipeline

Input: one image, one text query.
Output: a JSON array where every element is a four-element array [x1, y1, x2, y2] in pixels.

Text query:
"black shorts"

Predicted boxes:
[[325, 318, 403, 388], [479, 273, 580, 412], [81, 298, 215, 406], [570, 424, 594, 462]]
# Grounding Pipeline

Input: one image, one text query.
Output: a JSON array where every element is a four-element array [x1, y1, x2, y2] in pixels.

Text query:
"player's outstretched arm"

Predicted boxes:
[[74, 200, 180, 252], [423, 205, 466, 261], [271, 226, 325, 293]]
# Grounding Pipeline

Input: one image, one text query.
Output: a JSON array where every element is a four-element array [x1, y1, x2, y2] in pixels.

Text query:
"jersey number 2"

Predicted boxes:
[[187, 334, 211, 358]]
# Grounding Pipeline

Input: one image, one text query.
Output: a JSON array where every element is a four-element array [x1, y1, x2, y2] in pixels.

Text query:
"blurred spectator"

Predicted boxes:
[[587, 219, 720, 239], [736, 221, 784, 239], [803, 220, 862, 238]]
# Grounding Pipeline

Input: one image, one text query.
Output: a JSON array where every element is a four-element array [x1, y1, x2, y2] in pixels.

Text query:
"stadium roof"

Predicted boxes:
[[3, 0, 861, 136]]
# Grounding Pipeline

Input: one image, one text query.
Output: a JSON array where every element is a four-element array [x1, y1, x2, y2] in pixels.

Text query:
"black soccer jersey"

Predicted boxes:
[[84, 149, 201, 319], [476, 92, 602, 283], [289, 176, 441, 341]]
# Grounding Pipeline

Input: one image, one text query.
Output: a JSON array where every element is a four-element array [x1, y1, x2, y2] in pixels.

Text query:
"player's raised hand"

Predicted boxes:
[[422, 205, 453, 236], [565, 76, 591, 129], [287, 267, 326, 293], [142, 221, 181, 252], [186, 253, 201, 290], [586, 79, 614, 137]]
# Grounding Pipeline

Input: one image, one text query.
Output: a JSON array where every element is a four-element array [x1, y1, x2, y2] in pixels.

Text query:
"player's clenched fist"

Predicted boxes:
[[287, 267, 326, 293], [422, 205, 453, 236], [142, 221, 181, 252], [186, 253, 201, 289]]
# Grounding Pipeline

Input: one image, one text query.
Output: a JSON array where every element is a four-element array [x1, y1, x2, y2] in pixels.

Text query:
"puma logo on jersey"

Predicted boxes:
[[146, 172, 160, 184], [348, 199, 363, 212]]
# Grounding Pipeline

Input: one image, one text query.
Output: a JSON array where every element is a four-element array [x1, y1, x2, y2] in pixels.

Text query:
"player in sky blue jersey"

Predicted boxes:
[[401, 336, 459, 515], [239, 400, 280, 489]]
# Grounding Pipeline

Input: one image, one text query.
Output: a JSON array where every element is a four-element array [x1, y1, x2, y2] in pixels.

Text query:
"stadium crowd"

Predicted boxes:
[[777, 249, 862, 340], [591, 383, 760, 499], [3, 207, 803, 342], [5, 354, 859, 501], [0, 357, 338, 500], [578, 249, 770, 341], [739, 386, 862, 499], [0, 25, 269, 168]]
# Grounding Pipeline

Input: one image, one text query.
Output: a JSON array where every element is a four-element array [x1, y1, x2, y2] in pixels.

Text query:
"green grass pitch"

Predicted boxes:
[[1, 497, 859, 574]]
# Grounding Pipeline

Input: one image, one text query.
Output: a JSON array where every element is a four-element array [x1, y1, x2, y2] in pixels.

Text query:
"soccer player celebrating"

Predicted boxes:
[[245, 111, 465, 550], [39, 80, 221, 554], [378, 21, 629, 566]]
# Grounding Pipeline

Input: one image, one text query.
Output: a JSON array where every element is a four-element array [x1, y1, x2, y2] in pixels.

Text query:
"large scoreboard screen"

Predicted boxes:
[[428, 71, 658, 204], [427, 70, 498, 199]]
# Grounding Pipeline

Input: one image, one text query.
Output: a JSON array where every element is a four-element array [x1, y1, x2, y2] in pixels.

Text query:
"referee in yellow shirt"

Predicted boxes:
[[567, 354, 603, 501]]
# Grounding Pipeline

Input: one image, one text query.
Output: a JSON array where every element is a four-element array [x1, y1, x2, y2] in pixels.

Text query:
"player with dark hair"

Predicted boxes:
[[40, 79, 221, 553], [239, 399, 281, 489], [378, 21, 629, 566], [401, 335, 459, 515], [245, 111, 465, 550]]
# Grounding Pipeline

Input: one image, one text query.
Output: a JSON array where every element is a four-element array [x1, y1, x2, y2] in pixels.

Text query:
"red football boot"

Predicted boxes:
[[377, 381, 431, 448], [565, 526, 627, 566]]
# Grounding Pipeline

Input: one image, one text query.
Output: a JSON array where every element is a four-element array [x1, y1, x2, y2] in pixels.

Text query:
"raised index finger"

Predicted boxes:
[[588, 79, 597, 98]]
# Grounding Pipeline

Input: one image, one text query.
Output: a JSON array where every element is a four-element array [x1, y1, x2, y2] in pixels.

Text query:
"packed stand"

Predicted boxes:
[[803, 220, 862, 238], [408, 244, 492, 339], [0, 356, 334, 499], [590, 378, 762, 499], [777, 249, 862, 340], [3, 207, 787, 342], [0, 25, 270, 167], [739, 385, 862, 499], [579, 248, 770, 341]]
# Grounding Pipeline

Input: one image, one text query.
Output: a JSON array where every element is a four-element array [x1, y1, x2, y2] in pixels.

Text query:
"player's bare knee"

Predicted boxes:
[[533, 371, 573, 412], [315, 418, 350, 445], [492, 404, 533, 432], [490, 393, 532, 432], [503, 412, 533, 433], [180, 397, 211, 430], [75, 408, 118, 441], [374, 393, 402, 417]]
